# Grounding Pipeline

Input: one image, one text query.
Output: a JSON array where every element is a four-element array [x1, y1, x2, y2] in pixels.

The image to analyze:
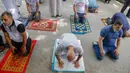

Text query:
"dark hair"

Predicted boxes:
[[1, 11, 13, 18], [113, 19, 123, 26]]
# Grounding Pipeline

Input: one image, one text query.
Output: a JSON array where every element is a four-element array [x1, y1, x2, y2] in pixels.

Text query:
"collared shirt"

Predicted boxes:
[[100, 25, 123, 47], [26, 0, 39, 12], [74, 0, 89, 13], [1, 20, 29, 42], [55, 33, 83, 56]]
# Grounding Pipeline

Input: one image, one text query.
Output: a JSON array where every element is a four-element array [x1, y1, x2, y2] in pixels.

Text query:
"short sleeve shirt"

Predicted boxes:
[[74, 0, 89, 13], [26, 0, 39, 12], [1, 20, 28, 42], [100, 25, 123, 47]]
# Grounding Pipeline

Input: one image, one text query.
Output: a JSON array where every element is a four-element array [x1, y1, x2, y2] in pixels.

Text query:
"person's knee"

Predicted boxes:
[[93, 41, 98, 47], [111, 55, 119, 60], [82, 18, 86, 24], [28, 15, 33, 21], [21, 48, 26, 54], [97, 56, 104, 60], [35, 17, 40, 22], [35, 13, 41, 22], [74, 17, 78, 23]]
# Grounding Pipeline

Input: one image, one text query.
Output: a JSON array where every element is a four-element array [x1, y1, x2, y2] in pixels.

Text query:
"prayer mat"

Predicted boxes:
[[52, 39, 85, 72], [70, 15, 92, 34], [27, 19, 57, 31], [101, 18, 112, 26], [0, 40, 37, 73]]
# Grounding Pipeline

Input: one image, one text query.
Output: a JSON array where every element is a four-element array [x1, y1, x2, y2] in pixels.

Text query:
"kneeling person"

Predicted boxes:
[[73, 0, 89, 24], [26, 0, 41, 22], [55, 33, 83, 68], [93, 19, 123, 60], [111, 12, 130, 37], [1, 11, 32, 56]]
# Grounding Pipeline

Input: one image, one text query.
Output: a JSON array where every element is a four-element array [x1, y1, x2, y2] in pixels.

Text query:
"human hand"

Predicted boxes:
[[10, 46, 16, 53], [100, 49, 105, 56], [74, 61, 80, 68], [35, 12, 39, 17], [114, 49, 119, 56], [83, 14, 86, 19], [20, 46, 26, 54], [75, 13, 78, 19], [58, 60, 64, 69]]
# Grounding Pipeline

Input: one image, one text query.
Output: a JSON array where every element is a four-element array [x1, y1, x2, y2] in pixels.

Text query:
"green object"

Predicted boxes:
[[70, 15, 92, 34]]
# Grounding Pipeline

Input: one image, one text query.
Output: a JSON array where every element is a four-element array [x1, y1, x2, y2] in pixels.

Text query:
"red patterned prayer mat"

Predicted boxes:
[[0, 40, 37, 73], [27, 19, 58, 31]]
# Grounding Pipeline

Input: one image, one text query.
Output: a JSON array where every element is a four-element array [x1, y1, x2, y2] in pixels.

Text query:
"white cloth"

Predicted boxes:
[[55, 33, 83, 56], [74, 0, 89, 13]]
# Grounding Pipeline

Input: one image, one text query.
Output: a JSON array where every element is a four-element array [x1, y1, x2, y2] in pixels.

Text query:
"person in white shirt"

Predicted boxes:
[[55, 33, 83, 68], [1, 11, 32, 56], [73, 0, 89, 24]]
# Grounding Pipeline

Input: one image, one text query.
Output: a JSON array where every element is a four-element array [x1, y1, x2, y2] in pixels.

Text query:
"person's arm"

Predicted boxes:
[[85, 5, 88, 15], [114, 37, 121, 55], [116, 38, 121, 50], [76, 55, 82, 62], [55, 44, 62, 62], [74, 46, 83, 68], [98, 36, 104, 52], [55, 44, 64, 68], [76, 47, 83, 62], [1, 25, 13, 47], [21, 32, 27, 48], [73, 4, 77, 14], [73, 3, 78, 19], [17, 24, 27, 48], [98, 28, 108, 56], [85, 0, 89, 15], [4, 32, 13, 47], [26, 2, 31, 14], [56, 54, 62, 62], [55, 47, 62, 62], [36, 1, 40, 14], [114, 30, 123, 55]]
